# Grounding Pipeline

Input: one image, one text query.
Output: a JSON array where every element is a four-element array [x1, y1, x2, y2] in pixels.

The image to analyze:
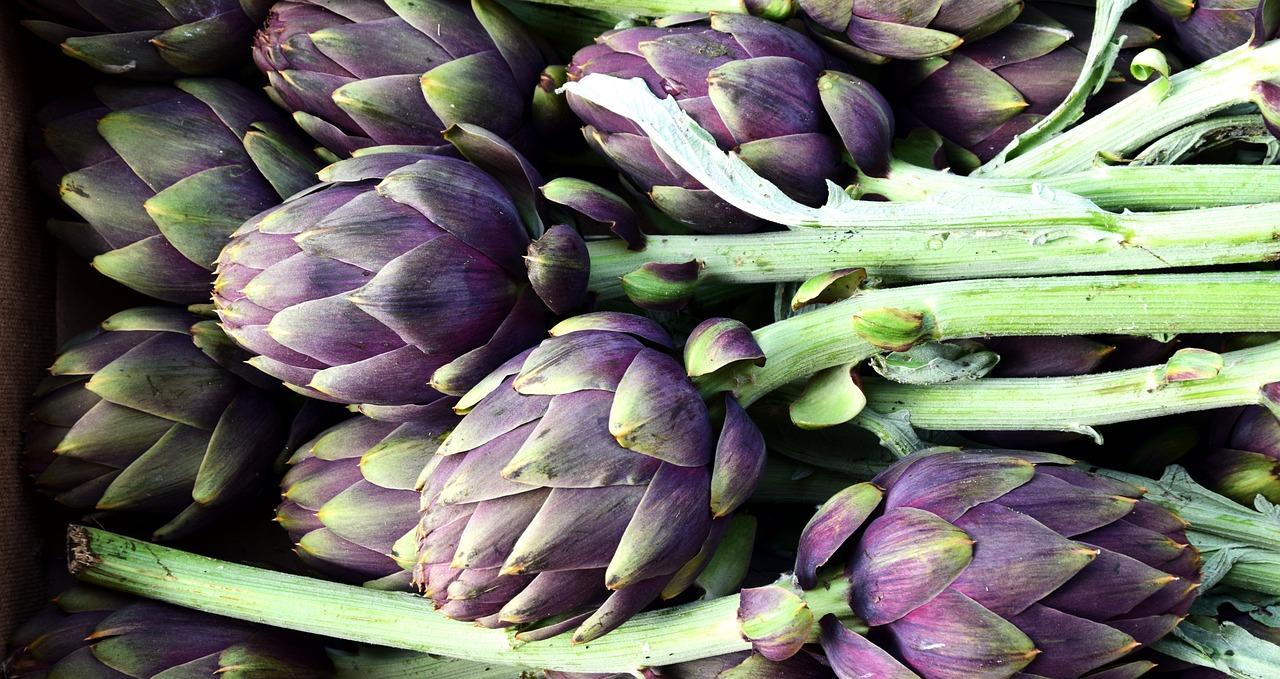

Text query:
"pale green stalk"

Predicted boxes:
[[978, 41, 1280, 177], [68, 526, 853, 674], [329, 647, 528, 679], [854, 159, 1280, 211], [694, 273, 1280, 406], [584, 206, 1280, 301], [861, 341, 1280, 436]]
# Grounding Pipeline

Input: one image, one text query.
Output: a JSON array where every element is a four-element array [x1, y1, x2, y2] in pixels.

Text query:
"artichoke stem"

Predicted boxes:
[[856, 159, 1280, 211], [692, 273, 1280, 407], [979, 39, 1280, 178], [66, 526, 854, 673]]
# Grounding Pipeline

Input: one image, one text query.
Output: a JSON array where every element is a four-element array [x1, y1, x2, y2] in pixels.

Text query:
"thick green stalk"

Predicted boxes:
[[585, 206, 1280, 301], [855, 159, 1280, 211], [978, 41, 1280, 177], [862, 341, 1280, 434], [694, 273, 1280, 406], [68, 526, 853, 673], [329, 647, 525, 679]]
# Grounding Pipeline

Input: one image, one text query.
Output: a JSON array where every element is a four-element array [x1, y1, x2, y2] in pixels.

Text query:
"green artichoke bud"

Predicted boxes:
[[278, 412, 457, 589], [797, 0, 1023, 63], [18, 0, 271, 79], [1202, 402, 1280, 506], [25, 307, 289, 540], [34, 79, 321, 303], [252, 0, 547, 158], [4, 585, 333, 677]]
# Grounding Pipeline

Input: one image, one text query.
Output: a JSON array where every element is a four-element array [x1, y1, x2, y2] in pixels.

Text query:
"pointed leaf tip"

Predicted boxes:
[[525, 224, 590, 316], [685, 318, 764, 378]]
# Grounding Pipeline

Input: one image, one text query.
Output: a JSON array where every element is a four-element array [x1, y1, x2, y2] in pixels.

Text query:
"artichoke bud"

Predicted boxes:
[[19, 0, 269, 79], [214, 139, 552, 413], [619, 261, 702, 311], [415, 313, 765, 642], [738, 582, 815, 661], [35, 80, 320, 304], [253, 0, 545, 158], [6, 585, 333, 677], [525, 224, 591, 316], [567, 14, 845, 234], [26, 306, 290, 540], [1202, 405, 1280, 505], [785, 450, 1200, 678]]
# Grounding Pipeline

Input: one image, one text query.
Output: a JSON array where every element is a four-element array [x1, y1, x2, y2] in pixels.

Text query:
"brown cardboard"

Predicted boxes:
[[0, 1, 57, 656]]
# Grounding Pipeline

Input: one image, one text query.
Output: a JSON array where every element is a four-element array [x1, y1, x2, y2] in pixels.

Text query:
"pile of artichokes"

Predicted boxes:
[[7, 0, 1280, 677]]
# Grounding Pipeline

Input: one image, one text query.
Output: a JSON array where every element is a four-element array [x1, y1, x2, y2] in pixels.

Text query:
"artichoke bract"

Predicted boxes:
[[25, 307, 289, 540], [889, 4, 1161, 166], [1202, 405, 1280, 506], [278, 412, 457, 589], [414, 312, 766, 643], [18, 0, 271, 79], [566, 14, 885, 233], [772, 450, 1199, 679], [213, 133, 565, 419], [35, 79, 321, 304], [4, 585, 333, 677], [252, 0, 545, 158], [797, 0, 1022, 63]]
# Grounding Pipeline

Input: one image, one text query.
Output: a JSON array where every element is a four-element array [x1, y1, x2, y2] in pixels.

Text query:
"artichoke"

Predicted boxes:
[[566, 14, 882, 233], [1146, 0, 1263, 63], [797, 0, 1023, 63], [889, 4, 1161, 167], [4, 585, 333, 677], [278, 412, 457, 589], [35, 79, 321, 304], [780, 449, 1199, 679], [18, 0, 270, 79], [1201, 405, 1280, 506], [413, 312, 766, 643], [252, 0, 545, 158], [212, 133, 572, 418], [25, 307, 289, 540]]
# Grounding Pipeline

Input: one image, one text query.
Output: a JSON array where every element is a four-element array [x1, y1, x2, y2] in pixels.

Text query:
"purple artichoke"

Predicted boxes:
[[771, 449, 1200, 679], [18, 0, 271, 79], [889, 4, 1161, 167], [566, 14, 889, 233], [34, 79, 321, 304], [212, 132, 571, 419], [4, 585, 333, 677], [25, 307, 289, 540], [1201, 405, 1280, 506], [413, 312, 766, 643], [252, 0, 545, 158], [278, 411, 457, 588], [797, 0, 1023, 63], [1146, 0, 1268, 63]]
